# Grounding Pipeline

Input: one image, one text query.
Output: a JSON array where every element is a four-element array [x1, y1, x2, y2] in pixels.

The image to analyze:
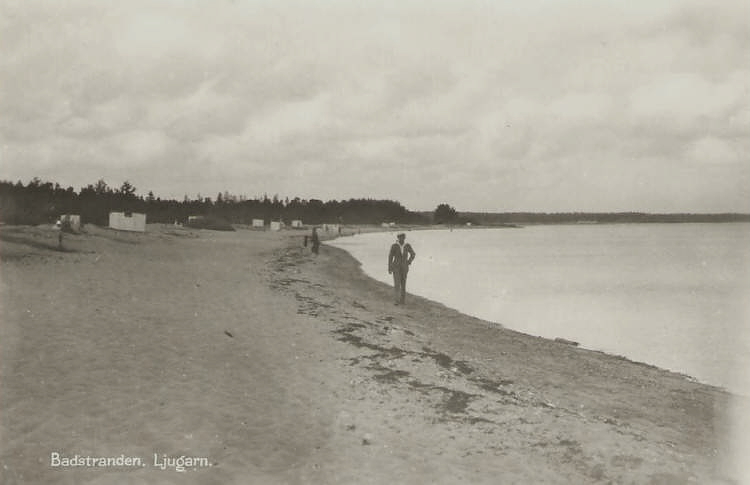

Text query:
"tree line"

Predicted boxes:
[[3, 178, 747, 229], [0, 178, 429, 227], [458, 211, 750, 224]]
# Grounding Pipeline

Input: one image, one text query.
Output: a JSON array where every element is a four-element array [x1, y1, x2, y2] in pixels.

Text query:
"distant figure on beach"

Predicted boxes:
[[311, 227, 320, 255], [388, 233, 416, 305]]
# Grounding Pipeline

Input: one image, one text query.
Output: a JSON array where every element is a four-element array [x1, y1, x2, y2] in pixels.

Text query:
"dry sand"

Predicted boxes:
[[0, 224, 746, 484]]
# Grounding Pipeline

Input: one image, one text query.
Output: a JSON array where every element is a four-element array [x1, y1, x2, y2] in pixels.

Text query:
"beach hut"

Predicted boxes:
[[109, 212, 146, 232], [322, 223, 339, 233], [270, 221, 282, 231], [252, 219, 264, 228], [291, 220, 303, 228]]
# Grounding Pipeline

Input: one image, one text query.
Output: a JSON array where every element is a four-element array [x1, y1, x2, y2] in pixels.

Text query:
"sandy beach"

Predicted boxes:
[[0, 224, 746, 484]]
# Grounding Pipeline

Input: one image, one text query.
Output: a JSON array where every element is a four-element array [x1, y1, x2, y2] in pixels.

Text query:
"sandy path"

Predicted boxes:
[[0, 225, 746, 484]]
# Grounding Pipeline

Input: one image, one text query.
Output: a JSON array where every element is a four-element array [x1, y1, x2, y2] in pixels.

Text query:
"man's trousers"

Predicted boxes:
[[393, 269, 407, 303]]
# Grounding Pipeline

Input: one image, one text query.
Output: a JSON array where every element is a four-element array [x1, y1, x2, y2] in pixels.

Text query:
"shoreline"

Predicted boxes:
[[1, 225, 747, 483], [331, 230, 701, 383], [325, 224, 750, 397], [274, 233, 747, 483]]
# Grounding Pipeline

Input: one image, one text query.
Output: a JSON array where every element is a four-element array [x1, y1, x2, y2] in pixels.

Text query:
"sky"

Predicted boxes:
[[1, 0, 748, 212]]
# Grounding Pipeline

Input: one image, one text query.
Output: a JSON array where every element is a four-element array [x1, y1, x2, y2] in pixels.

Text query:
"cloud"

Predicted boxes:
[[1, 0, 748, 211], [686, 136, 744, 165], [628, 73, 745, 129]]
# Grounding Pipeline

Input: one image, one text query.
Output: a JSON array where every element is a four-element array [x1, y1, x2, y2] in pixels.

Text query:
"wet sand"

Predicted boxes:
[[0, 225, 745, 484]]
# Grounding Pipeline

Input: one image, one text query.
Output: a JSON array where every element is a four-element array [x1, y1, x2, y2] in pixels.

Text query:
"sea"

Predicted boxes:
[[328, 223, 750, 397]]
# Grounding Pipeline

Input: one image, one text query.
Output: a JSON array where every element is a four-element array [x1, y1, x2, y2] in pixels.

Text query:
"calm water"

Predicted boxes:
[[329, 224, 750, 396]]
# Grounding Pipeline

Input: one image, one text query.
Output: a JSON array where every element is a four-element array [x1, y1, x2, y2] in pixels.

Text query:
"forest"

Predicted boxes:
[[2, 178, 748, 229], [0, 178, 428, 227]]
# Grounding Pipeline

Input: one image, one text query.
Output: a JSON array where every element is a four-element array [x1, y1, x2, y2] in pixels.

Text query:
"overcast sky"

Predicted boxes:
[[1, 0, 748, 212]]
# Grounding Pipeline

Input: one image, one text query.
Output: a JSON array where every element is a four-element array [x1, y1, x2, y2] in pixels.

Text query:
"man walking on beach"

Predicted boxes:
[[311, 227, 320, 255], [388, 233, 416, 305]]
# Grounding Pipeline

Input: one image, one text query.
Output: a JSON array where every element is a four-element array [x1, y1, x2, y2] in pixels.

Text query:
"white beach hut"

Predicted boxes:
[[109, 212, 146, 232], [252, 219, 264, 228]]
